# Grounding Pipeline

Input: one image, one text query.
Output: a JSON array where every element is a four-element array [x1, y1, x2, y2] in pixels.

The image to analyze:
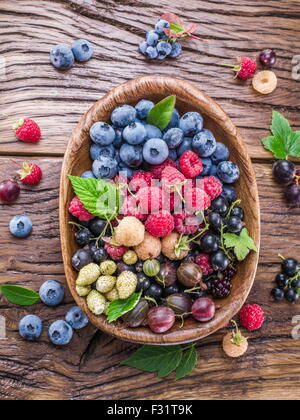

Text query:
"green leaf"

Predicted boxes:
[[68, 176, 120, 219], [170, 23, 184, 34], [223, 228, 257, 261], [261, 111, 300, 159], [122, 345, 182, 378], [0, 285, 39, 306], [107, 291, 142, 322], [147, 96, 176, 130], [176, 344, 197, 380]]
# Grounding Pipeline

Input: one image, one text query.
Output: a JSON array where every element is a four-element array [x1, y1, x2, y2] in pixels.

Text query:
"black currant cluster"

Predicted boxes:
[[271, 257, 300, 303], [273, 160, 300, 206]]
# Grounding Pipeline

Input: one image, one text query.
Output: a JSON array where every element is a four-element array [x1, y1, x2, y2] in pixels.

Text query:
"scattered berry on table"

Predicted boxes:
[[19, 315, 43, 341], [69, 196, 94, 222], [273, 159, 296, 185], [155, 19, 170, 34], [192, 129, 217, 157], [156, 41, 172, 59], [252, 70, 277, 95], [66, 306, 89, 330], [14, 118, 41, 143], [0, 179, 20, 203], [259, 49, 277, 68], [39, 280, 65, 307], [239, 304, 265, 331], [169, 42, 182, 58], [9, 215, 33, 238], [50, 45, 74, 70], [285, 288, 299, 303], [48, 320, 73, 346], [145, 46, 159, 59], [275, 273, 289, 289], [281, 257, 299, 277], [71, 39, 94, 62], [271, 287, 285, 301], [222, 322, 248, 358], [224, 57, 257, 80], [146, 30, 159, 46], [284, 182, 300, 207]]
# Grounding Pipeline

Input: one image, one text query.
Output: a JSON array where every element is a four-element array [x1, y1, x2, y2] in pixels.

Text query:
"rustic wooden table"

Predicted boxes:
[[0, 0, 300, 401]]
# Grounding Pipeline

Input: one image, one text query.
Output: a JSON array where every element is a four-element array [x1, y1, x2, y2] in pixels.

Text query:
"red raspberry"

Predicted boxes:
[[145, 210, 175, 237], [69, 196, 94, 222], [162, 191, 181, 212], [137, 186, 163, 213], [14, 119, 41, 143], [239, 304, 265, 331], [150, 158, 177, 179], [129, 171, 154, 193], [195, 253, 213, 276], [185, 188, 211, 211], [104, 243, 128, 261], [161, 166, 186, 192], [226, 57, 257, 80], [122, 196, 147, 221], [173, 211, 200, 235], [179, 151, 203, 178], [199, 176, 222, 200], [17, 162, 42, 186]]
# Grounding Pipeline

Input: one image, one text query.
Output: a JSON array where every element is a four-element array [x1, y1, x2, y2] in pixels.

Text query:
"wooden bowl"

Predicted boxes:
[[60, 75, 260, 345]]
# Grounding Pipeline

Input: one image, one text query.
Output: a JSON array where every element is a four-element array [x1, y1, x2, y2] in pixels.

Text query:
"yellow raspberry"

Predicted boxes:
[[114, 216, 145, 247], [223, 322, 248, 358], [252, 71, 277, 94], [134, 232, 162, 261]]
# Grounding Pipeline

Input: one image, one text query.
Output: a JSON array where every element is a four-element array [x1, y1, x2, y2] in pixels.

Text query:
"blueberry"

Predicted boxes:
[[146, 30, 159, 46], [9, 215, 33, 238], [179, 112, 204, 136], [90, 122, 115, 146], [168, 149, 178, 161], [123, 122, 147, 145], [39, 280, 65, 307], [66, 306, 89, 330], [157, 41, 172, 59], [177, 137, 192, 156], [113, 127, 124, 148], [135, 100, 154, 120], [163, 128, 184, 149], [48, 320, 73, 346], [201, 158, 213, 176], [111, 105, 137, 127], [211, 142, 230, 164], [221, 184, 237, 203], [155, 19, 170, 35], [71, 39, 94, 62], [165, 109, 180, 130], [90, 143, 115, 160], [92, 156, 118, 179], [210, 164, 218, 176], [120, 143, 143, 168], [75, 228, 92, 247], [139, 41, 148, 55], [50, 45, 74, 70], [145, 46, 158, 59], [72, 249, 92, 271], [217, 161, 240, 184], [118, 162, 134, 178], [143, 138, 169, 165], [192, 129, 217, 157], [144, 124, 162, 139], [81, 170, 96, 179], [169, 42, 182, 58], [19, 315, 43, 341]]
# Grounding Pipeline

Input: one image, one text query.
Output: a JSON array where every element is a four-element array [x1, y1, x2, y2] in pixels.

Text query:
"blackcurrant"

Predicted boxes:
[[285, 183, 300, 207], [231, 206, 244, 220], [282, 258, 299, 277], [135, 261, 144, 273], [91, 247, 108, 263], [146, 283, 163, 299], [208, 212, 223, 231], [272, 160, 295, 184], [75, 228, 92, 247], [271, 288, 284, 301], [275, 273, 289, 289], [211, 197, 229, 217], [163, 284, 179, 297], [259, 49, 277, 67], [226, 216, 243, 233], [89, 218, 111, 236], [210, 250, 229, 272], [136, 273, 151, 292], [200, 233, 220, 254], [72, 249, 92, 271], [285, 288, 299, 303], [291, 278, 300, 289]]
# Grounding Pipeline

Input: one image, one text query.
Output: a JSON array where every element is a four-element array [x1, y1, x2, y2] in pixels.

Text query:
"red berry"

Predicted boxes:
[[239, 304, 265, 331], [137, 186, 163, 213], [150, 158, 177, 179], [69, 196, 94, 222], [145, 210, 174, 237], [161, 166, 186, 193], [122, 196, 147, 221], [0, 179, 20, 203], [14, 119, 41, 143], [17, 162, 42, 186], [185, 188, 211, 211], [195, 253, 213, 276], [173, 211, 200, 235], [199, 176, 222, 200], [162, 191, 181, 212], [179, 150, 203, 178], [147, 306, 175, 333], [129, 171, 154, 193], [104, 243, 128, 261], [225, 57, 257, 80], [192, 298, 216, 322]]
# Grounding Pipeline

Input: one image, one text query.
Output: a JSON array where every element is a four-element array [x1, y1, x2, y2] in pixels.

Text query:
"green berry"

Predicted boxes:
[[100, 260, 117, 276], [76, 285, 91, 297], [123, 250, 138, 265], [143, 259, 160, 277], [86, 290, 106, 315], [96, 275, 116, 293]]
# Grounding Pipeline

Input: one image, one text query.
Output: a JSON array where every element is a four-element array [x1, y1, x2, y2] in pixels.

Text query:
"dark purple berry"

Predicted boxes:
[[275, 273, 289, 289], [72, 249, 92, 271], [282, 258, 298, 277], [285, 183, 300, 207], [271, 287, 284, 301], [210, 250, 229, 272], [259, 49, 277, 67], [211, 277, 232, 299], [285, 288, 299, 303], [75, 229, 92, 247], [273, 160, 295, 184]]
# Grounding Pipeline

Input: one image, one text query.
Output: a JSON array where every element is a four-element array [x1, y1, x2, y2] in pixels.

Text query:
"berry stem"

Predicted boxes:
[[226, 199, 242, 219], [144, 296, 158, 306]]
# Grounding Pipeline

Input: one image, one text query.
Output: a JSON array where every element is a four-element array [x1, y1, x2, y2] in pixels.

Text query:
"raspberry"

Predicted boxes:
[[104, 243, 128, 261], [17, 162, 42, 186], [185, 188, 211, 211], [179, 151, 203, 178], [14, 119, 41, 143], [129, 171, 154, 193], [150, 158, 177, 179], [211, 277, 232, 299], [239, 304, 265, 331], [173, 211, 200, 235], [199, 176, 222, 200], [69, 196, 94, 222], [162, 191, 181, 212], [137, 186, 163, 213], [225, 57, 257, 80], [122, 196, 147, 221], [161, 166, 186, 193], [195, 253, 213, 276], [145, 210, 174, 237]]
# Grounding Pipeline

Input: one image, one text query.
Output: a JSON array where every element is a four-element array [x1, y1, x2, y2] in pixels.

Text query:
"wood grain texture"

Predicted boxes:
[[0, 0, 300, 400]]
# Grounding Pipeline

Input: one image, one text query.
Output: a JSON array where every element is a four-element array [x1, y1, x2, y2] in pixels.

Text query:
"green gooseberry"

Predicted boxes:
[[143, 259, 160, 277]]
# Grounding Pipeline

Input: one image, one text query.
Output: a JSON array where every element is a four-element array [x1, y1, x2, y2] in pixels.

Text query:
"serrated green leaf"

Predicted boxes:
[[122, 345, 182, 378], [170, 23, 184, 33], [287, 131, 300, 158], [147, 95, 176, 130], [261, 135, 287, 159], [0, 285, 39, 306], [223, 228, 257, 261], [176, 344, 197, 380], [107, 291, 142, 322], [68, 175, 120, 219], [271, 111, 291, 139]]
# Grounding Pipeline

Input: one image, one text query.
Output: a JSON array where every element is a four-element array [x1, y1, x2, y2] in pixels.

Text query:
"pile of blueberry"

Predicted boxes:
[[19, 280, 89, 345], [271, 257, 300, 303], [50, 39, 94, 70], [139, 18, 182, 60]]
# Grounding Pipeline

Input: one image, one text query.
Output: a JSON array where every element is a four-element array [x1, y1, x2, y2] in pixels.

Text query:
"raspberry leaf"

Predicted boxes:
[[175, 344, 197, 380], [261, 111, 300, 159], [107, 291, 142, 322], [0, 285, 39, 306], [223, 228, 257, 261], [147, 95, 176, 130]]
